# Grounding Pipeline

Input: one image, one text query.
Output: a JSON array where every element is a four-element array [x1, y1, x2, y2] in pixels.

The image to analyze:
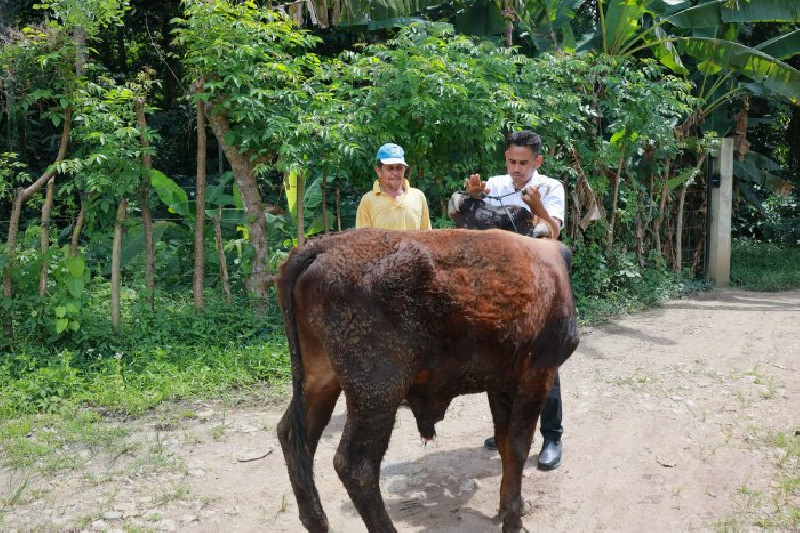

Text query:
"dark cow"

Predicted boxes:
[[277, 228, 579, 533]]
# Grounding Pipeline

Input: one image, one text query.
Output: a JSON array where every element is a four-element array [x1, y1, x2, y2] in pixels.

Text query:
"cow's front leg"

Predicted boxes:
[[333, 406, 398, 533], [487, 391, 513, 516]]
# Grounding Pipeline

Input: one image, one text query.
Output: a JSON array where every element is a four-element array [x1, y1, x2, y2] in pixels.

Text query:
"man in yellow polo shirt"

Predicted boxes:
[[355, 143, 431, 230]]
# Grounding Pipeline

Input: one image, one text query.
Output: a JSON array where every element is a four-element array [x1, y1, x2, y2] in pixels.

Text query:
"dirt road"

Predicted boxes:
[[2, 288, 798, 532]]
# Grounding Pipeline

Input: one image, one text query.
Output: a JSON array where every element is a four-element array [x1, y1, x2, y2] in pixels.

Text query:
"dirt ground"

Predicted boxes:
[[1, 288, 799, 532]]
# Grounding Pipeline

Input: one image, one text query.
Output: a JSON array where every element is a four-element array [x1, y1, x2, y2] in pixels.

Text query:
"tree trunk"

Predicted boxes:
[[74, 27, 86, 78], [296, 170, 305, 247], [336, 185, 341, 231], [653, 157, 671, 259], [135, 99, 155, 310], [38, 178, 55, 296], [111, 199, 128, 334], [606, 146, 626, 251], [321, 172, 329, 235], [634, 191, 645, 268], [194, 99, 207, 311], [215, 207, 232, 304], [4, 106, 72, 309], [71, 194, 87, 256], [503, 0, 514, 46], [204, 107, 272, 300], [674, 183, 688, 273]]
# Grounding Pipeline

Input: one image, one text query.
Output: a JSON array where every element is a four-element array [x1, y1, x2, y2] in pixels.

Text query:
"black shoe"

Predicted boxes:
[[537, 439, 562, 470], [484, 437, 497, 450]]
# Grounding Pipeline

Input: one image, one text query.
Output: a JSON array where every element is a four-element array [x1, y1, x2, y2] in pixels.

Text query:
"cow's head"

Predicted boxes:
[[447, 191, 537, 236]]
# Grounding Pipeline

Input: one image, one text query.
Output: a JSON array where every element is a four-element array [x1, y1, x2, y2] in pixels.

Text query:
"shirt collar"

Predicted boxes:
[[373, 179, 410, 195]]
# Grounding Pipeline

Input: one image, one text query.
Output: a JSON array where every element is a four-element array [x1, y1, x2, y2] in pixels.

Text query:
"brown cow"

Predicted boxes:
[[277, 228, 579, 533]]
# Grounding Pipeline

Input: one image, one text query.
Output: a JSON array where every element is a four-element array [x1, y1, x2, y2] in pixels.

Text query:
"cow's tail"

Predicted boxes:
[[277, 242, 327, 528]]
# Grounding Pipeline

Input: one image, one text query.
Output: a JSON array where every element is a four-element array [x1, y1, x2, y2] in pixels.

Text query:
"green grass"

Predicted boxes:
[[731, 239, 800, 292], [718, 430, 800, 531], [0, 291, 289, 484]]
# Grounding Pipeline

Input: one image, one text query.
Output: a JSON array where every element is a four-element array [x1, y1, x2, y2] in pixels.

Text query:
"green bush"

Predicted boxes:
[[571, 243, 710, 324], [731, 239, 800, 292]]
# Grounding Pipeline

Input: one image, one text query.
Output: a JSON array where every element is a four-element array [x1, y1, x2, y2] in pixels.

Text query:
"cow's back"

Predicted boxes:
[[284, 229, 577, 373]]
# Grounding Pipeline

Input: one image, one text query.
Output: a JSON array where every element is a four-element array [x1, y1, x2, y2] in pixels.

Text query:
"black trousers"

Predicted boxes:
[[540, 371, 563, 442]]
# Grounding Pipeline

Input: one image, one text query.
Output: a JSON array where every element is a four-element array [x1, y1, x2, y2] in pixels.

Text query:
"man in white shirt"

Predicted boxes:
[[464, 130, 565, 471]]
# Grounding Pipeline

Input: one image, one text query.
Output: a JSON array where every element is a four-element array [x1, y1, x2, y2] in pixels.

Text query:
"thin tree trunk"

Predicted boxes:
[[634, 191, 645, 268], [38, 178, 55, 296], [111, 199, 128, 334], [336, 185, 341, 231], [71, 195, 87, 256], [135, 99, 155, 310], [321, 172, 329, 235], [204, 106, 272, 300], [194, 99, 207, 311], [296, 170, 305, 247], [74, 27, 86, 78], [674, 183, 688, 273], [503, 0, 514, 46], [4, 106, 72, 326], [607, 146, 626, 251], [653, 156, 671, 259], [215, 206, 231, 304]]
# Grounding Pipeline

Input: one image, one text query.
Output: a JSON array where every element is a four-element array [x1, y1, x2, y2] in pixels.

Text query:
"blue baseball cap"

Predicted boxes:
[[376, 143, 407, 166]]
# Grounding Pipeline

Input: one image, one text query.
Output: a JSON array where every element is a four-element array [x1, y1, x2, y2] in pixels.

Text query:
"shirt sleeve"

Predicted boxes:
[[544, 180, 565, 225]]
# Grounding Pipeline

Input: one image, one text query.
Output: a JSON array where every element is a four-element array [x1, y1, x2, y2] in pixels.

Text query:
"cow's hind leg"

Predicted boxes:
[[333, 406, 398, 532], [277, 339, 341, 532]]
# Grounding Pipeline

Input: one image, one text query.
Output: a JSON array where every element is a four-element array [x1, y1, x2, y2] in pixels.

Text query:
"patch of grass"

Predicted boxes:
[[0, 407, 128, 473], [210, 423, 228, 440], [731, 239, 800, 292], [153, 483, 192, 505], [717, 431, 800, 530]]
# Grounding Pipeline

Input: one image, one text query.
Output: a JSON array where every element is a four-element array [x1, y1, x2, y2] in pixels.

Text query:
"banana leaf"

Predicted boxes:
[[677, 37, 800, 104], [669, 0, 800, 28], [755, 29, 800, 60]]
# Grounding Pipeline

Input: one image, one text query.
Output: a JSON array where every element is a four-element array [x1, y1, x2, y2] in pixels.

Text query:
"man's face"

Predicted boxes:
[[505, 145, 543, 189], [375, 163, 406, 193]]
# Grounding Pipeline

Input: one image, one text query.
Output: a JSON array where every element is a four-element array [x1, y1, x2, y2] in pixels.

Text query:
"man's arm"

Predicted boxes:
[[522, 186, 560, 239]]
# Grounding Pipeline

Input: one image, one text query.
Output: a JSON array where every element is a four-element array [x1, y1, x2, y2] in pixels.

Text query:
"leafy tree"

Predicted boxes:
[[173, 0, 321, 300]]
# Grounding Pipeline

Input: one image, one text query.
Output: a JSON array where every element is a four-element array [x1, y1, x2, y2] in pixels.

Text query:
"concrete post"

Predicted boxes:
[[708, 138, 733, 287]]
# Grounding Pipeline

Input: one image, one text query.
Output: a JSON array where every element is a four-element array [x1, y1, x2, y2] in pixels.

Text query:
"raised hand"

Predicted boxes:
[[465, 174, 489, 197]]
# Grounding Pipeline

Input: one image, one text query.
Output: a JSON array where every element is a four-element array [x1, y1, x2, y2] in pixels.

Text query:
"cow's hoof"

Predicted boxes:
[[501, 515, 526, 533]]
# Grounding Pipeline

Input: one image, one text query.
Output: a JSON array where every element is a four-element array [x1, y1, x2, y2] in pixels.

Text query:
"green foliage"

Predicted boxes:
[[0, 291, 289, 420], [731, 239, 800, 292], [571, 241, 711, 324], [733, 190, 800, 245], [49, 247, 91, 337], [61, 74, 157, 208], [173, 0, 322, 160], [0, 152, 32, 200], [33, 0, 131, 33]]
